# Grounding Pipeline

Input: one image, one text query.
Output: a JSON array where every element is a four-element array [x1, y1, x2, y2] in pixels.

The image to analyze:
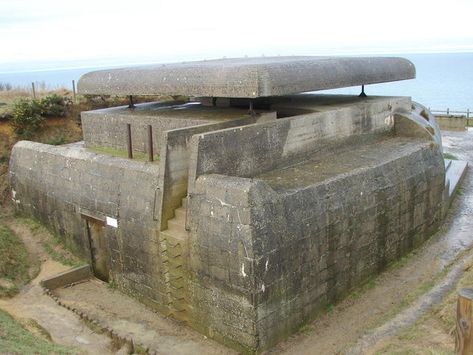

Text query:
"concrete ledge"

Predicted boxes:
[[436, 116, 467, 131], [41, 265, 92, 290], [445, 159, 468, 203]]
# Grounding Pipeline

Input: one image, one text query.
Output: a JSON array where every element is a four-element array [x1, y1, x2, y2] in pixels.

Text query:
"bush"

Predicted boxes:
[[10, 94, 72, 138], [40, 94, 71, 117], [10, 99, 45, 138]]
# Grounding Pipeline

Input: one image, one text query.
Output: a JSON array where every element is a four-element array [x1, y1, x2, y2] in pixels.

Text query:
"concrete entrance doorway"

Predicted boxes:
[[83, 216, 110, 282]]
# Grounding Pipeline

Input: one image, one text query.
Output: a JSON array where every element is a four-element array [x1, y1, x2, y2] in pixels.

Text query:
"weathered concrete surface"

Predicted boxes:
[[188, 96, 411, 182], [9, 141, 165, 313], [394, 101, 443, 150], [41, 265, 91, 290], [77, 56, 415, 98], [436, 115, 467, 131], [82, 101, 250, 153], [186, 135, 445, 351], [9, 94, 449, 353], [157, 116, 256, 230]]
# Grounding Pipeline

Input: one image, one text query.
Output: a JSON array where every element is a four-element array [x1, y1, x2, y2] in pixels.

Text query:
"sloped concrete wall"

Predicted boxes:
[[9, 142, 166, 310]]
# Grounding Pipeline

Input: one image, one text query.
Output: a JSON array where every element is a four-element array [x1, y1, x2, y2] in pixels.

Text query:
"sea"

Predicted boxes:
[[0, 52, 472, 112]]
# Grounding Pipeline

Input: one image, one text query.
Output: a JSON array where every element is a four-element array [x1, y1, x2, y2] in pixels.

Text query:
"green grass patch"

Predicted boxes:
[[0, 224, 30, 297], [443, 152, 458, 160], [46, 134, 67, 146], [89, 146, 160, 162], [41, 230, 83, 267], [18, 217, 83, 268], [0, 309, 78, 354]]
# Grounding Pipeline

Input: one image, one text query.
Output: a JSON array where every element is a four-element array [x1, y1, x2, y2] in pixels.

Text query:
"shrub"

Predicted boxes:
[[10, 99, 45, 138], [40, 94, 71, 117]]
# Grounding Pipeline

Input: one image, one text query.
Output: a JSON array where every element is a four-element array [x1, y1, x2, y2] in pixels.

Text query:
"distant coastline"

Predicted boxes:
[[0, 52, 472, 111]]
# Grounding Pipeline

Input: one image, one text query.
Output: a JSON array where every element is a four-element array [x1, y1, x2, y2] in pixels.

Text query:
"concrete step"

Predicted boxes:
[[446, 159, 468, 198], [174, 208, 186, 220], [182, 196, 188, 209], [167, 217, 186, 231], [161, 226, 188, 242], [171, 209, 186, 223]]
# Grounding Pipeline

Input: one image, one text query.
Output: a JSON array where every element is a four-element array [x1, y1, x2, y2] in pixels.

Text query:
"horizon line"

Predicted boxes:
[[1, 49, 473, 75]]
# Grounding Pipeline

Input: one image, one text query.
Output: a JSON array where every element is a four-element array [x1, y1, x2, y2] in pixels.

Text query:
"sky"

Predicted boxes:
[[1, 0, 473, 72]]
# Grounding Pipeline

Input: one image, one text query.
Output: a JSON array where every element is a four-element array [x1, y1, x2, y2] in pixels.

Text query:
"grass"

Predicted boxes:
[[20, 217, 83, 268], [443, 152, 458, 160], [89, 146, 160, 162], [0, 223, 30, 297], [46, 134, 67, 146], [0, 308, 78, 354]]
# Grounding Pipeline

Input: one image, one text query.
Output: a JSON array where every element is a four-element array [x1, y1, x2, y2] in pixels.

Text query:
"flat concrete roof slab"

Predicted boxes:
[[77, 56, 415, 98]]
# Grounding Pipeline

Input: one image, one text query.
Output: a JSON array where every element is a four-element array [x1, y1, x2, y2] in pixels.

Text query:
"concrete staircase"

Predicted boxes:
[[159, 197, 189, 322]]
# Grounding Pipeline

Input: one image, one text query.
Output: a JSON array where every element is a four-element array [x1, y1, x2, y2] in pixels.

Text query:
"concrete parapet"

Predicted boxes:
[[81, 101, 250, 153], [436, 116, 467, 131], [188, 96, 411, 183]]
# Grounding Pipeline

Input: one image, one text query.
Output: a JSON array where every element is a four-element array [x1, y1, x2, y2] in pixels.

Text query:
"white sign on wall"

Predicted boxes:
[[106, 216, 118, 228]]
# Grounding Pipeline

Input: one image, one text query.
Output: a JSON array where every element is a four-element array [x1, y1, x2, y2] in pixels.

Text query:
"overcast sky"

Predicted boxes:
[[1, 0, 473, 72]]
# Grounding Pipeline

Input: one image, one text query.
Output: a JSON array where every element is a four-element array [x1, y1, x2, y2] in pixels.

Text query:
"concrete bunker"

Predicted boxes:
[[9, 56, 467, 353]]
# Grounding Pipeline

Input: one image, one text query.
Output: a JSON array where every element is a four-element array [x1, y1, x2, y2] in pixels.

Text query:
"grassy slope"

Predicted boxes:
[[0, 224, 30, 297], [0, 309, 78, 354]]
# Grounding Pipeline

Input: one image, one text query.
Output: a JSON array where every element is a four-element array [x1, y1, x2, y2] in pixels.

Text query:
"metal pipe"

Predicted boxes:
[[249, 99, 255, 117], [359, 84, 367, 98], [128, 95, 135, 109], [126, 124, 133, 159], [147, 125, 154, 162]]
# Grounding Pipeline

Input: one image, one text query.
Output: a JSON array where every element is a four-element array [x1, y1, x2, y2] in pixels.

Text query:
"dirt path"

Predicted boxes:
[[55, 278, 234, 355], [269, 129, 473, 355], [0, 218, 113, 354]]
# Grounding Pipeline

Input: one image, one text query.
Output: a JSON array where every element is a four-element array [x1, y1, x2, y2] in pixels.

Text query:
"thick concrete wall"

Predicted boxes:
[[81, 104, 215, 153], [436, 116, 467, 131], [186, 142, 445, 351], [158, 117, 255, 230], [186, 175, 261, 351], [81, 102, 250, 154], [251, 143, 445, 349], [9, 142, 166, 311], [188, 97, 411, 182]]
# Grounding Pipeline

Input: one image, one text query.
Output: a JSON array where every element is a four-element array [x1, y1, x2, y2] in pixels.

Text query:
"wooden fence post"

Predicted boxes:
[[456, 288, 473, 354], [72, 80, 76, 103], [126, 124, 133, 159], [31, 82, 36, 99]]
